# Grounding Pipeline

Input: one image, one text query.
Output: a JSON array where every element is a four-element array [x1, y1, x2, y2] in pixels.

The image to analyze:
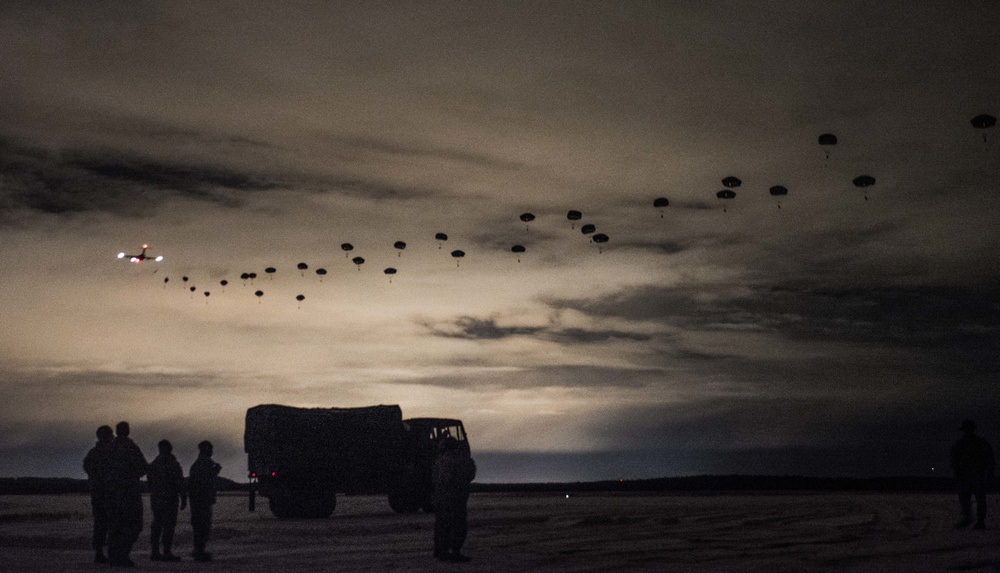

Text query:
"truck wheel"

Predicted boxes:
[[315, 491, 336, 517], [387, 491, 421, 513], [268, 491, 295, 519]]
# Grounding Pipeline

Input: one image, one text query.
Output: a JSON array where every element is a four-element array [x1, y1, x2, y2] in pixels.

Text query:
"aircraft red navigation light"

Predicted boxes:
[[117, 243, 163, 263]]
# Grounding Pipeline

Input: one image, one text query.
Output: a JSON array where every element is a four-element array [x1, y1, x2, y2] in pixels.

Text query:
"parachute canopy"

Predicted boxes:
[[451, 250, 465, 258], [265, 267, 276, 274], [297, 262, 308, 270], [393, 241, 407, 251], [581, 224, 596, 235], [567, 210, 582, 221], [341, 243, 354, 252], [716, 190, 736, 199], [435, 233, 448, 241], [511, 244, 526, 254], [971, 114, 997, 129], [352, 257, 365, 266], [653, 197, 669, 208], [315, 268, 327, 276], [296, 294, 305, 302], [972, 114, 997, 142], [255, 290, 264, 297], [384, 267, 397, 275], [220, 279, 228, 286], [818, 133, 838, 146], [592, 233, 609, 244], [519, 212, 535, 223], [769, 185, 788, 196], [722, 176, 742, 188], [852, 175, 876, 188]]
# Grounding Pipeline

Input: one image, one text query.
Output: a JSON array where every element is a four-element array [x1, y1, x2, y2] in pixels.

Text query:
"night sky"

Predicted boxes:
[[1, 2, 998, 483]]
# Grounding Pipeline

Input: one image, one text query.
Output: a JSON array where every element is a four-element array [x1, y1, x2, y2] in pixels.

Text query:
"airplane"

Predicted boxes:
[[117, 244, 163, 263]]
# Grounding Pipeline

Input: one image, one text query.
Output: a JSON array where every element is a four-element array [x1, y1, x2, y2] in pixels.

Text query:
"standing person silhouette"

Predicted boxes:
[[432, 437, 477, 562], [148, 439, 186, 561], [951, 420, 995, 530], [83, 425, 114, 564], [188, 440, 222, 562], [106, 421, 149, 567]]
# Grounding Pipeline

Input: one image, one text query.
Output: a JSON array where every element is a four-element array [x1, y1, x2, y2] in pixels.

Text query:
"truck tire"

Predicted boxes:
[[312, 490, 336, 518], [269, 489, 336, 518], [267, 491, 294, 518]]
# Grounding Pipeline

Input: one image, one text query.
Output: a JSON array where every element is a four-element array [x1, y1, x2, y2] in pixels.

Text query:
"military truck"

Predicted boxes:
[[244, 404, 469, 518]]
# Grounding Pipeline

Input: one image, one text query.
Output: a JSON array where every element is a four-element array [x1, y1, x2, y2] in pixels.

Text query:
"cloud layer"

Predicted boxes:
[[1, 1, 998, 482]]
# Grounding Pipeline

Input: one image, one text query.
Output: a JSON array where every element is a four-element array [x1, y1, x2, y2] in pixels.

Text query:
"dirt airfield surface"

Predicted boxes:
[[2, 492, 999, 572]]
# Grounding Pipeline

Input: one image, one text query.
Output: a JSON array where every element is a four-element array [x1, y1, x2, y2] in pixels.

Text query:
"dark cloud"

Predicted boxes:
[[546, 280, 1000, 404], [466, 227, 560, 251], [610, 238, 690, 255], [0, 138, 279, 218], [66, 154, 277, 194], [324, 134, 522, 171], [772, 285, 1000, 347], [548, 328, 651, 344], [0, 135, 449, 219], [554, 282, 999, 350], [750, 222, 910, 283], [421, 315, 652, 345], [104, 118, 279, 152], [653, 241, 687, 255], [421, 316, 544, 340]]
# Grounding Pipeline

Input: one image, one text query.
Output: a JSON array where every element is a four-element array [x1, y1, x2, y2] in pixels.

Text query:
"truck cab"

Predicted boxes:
[[387, 418, 470, 513]]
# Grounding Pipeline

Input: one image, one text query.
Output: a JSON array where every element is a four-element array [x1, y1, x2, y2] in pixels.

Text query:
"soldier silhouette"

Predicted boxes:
[[148, 439, 186, 561], [106, 421, 149, 567], [432, 437, 476, 562], [188, 440, 222, 562], [83, 425, 114, 563], [951, 419, 995, 530]]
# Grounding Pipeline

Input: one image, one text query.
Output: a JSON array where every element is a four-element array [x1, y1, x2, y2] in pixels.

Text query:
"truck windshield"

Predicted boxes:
[[429, 424, 465, 442]]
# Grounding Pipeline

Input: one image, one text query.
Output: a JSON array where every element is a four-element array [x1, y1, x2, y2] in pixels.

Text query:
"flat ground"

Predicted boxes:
[[2, 492, 999, 572]]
